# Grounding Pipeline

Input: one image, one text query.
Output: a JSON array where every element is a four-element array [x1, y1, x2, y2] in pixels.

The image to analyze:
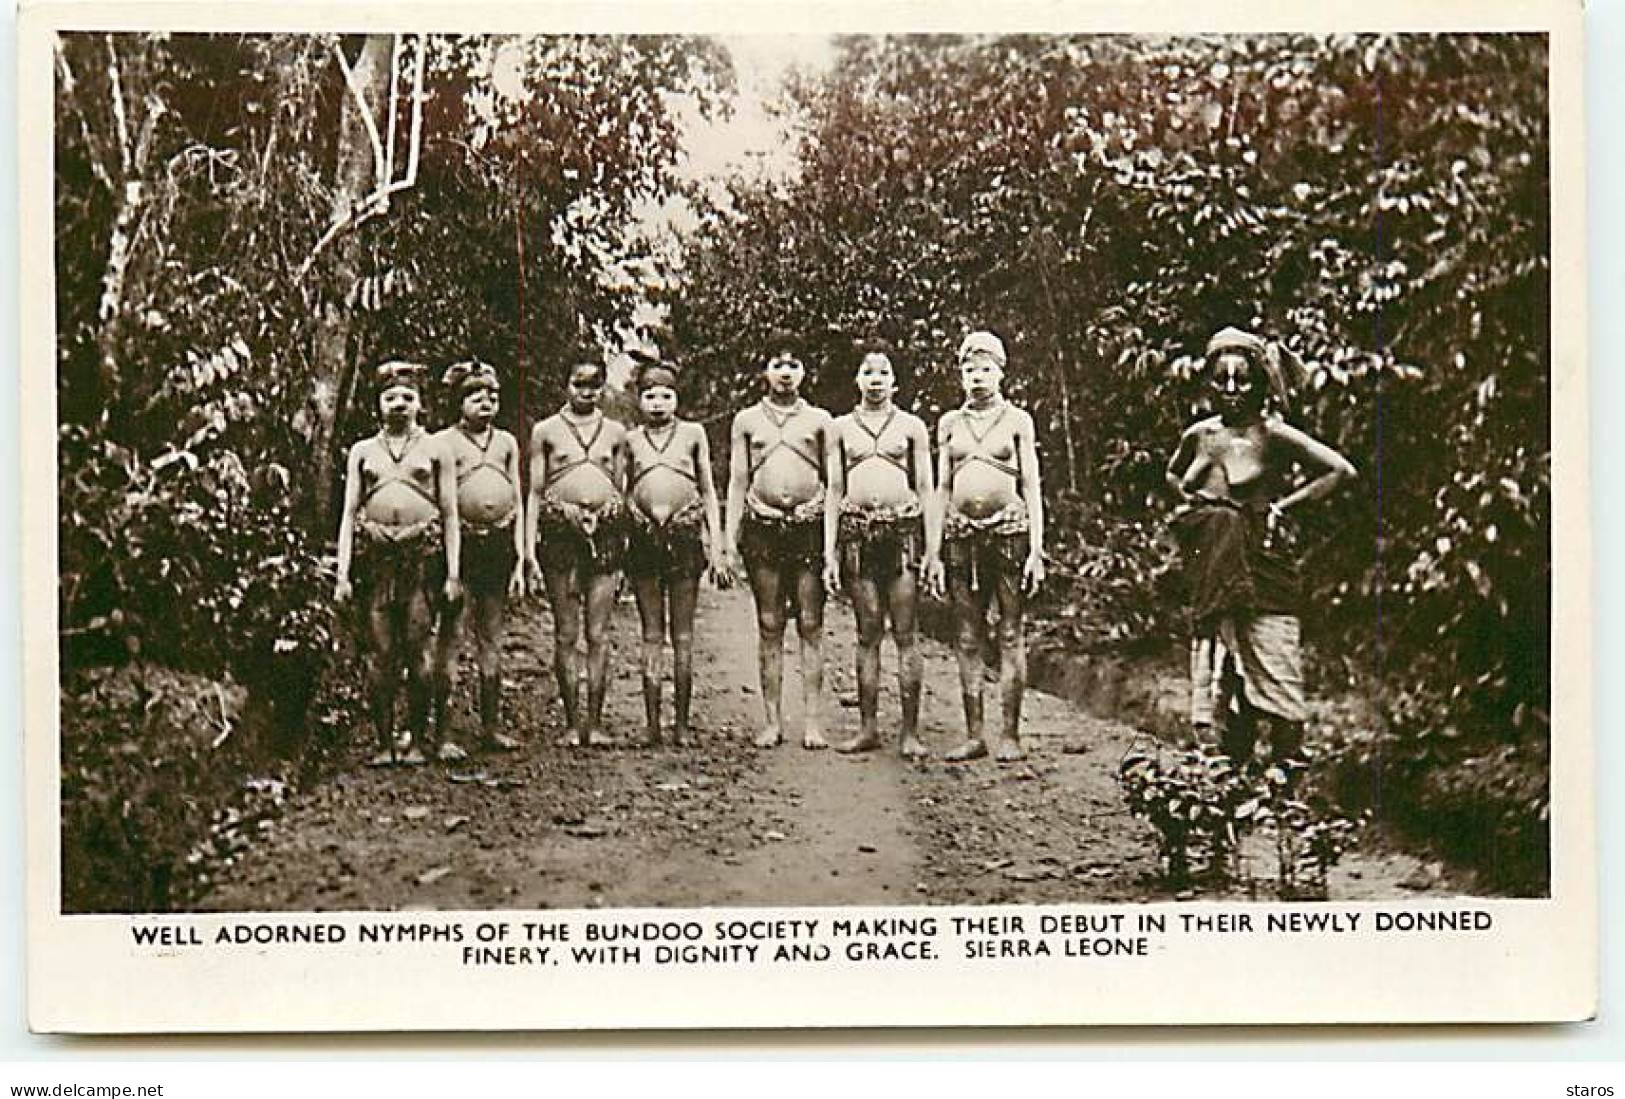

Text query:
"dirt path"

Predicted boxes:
[[198, 586, 1467, 912]]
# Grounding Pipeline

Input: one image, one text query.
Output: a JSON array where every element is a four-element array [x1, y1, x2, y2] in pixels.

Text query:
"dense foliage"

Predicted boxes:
[[54, 32, 728, 908], [664, 34, 1550, 888]]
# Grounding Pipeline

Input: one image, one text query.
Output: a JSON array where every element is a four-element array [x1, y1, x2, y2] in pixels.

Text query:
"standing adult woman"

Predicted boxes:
[[1165, 326, 1357, 766]]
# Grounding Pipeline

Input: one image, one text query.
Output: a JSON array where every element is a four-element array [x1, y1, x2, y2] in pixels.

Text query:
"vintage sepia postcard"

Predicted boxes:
[[18, 0, 1594, 1031]]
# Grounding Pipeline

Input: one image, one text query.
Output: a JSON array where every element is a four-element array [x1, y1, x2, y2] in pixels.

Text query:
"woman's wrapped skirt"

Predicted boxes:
[[1172, 500, 1307, 724]]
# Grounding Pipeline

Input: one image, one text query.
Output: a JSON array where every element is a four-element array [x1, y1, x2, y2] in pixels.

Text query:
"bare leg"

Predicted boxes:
[[397, 586, 436, 766], [944, 564, 991, 762], [795, 564, 828, 750], [836, 572, 885, 754], [668, 574, 701, 745], [993, 569, 1028, 762], [472, 591, 512, 754], [746, 561, 786, 747], [582, 571, 620, 747], [430, 596, 461, 760], [366, 594, 399, 765], [888, 567, 925, 759], [632, 573, 667, 746], [544, 565, 585, 746]]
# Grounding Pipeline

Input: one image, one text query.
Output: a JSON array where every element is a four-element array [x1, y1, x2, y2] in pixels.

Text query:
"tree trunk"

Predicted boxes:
[[305, 33, 393, 533]]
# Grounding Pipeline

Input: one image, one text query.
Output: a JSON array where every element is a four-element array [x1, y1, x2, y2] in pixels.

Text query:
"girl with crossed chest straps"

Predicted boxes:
[[824, 349, 939, 759], [723, 335, 839, 751], [525, 361, 629, 749], [928, 331, 1046, 764], [334, 360, 462, 766], [430, 360, 525, 762], [624, 358, 728, 748]]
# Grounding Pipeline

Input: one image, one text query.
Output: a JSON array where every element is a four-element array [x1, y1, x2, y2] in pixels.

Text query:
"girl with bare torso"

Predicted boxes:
[[430, 360, 524, 761], [724, 339, 839, 750], [825, 350, 937, 758], [624, 361, 727, 747], [929, 331, 1046, 763], [1165, 326, 1357, 766], [334, 361, 462, 766], [525, 361, 629, 748]]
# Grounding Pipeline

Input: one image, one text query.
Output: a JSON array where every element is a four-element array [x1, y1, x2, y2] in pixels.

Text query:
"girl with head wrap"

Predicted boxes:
[[623, 357, 727, 747], [428, 360, 526, 760], [1165, 327, 1356, 767], [334, 360, 463, 765]]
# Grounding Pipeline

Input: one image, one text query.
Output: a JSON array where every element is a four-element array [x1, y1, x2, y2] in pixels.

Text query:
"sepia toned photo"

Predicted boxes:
[[21, 0, 1593, 1032]]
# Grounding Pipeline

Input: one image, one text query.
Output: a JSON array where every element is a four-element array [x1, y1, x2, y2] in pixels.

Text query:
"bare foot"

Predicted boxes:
[[671, 725, 690, 748], [802, 727, 829, 751], [995, 738, 1027, 762], [437, 741, 470, 764], [561, 728, 584, 749], [944, 738, 988, 762], [643, 726, 662, 749], [368, 748, 398, 768], [834, 733, 881, 754], [481, 732, 520, 753], [396, 744, 428, 766], [899, 735, 928, 760], [753, 725, 783, 749], [587, 728, 613, 749]]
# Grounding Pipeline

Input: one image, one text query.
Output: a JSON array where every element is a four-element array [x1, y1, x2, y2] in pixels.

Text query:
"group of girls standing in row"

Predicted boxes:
[[334, 325, 1354, 774]]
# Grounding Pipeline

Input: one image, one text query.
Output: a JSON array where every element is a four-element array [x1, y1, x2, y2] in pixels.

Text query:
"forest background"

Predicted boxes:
[[50, 32, 1550, 909]]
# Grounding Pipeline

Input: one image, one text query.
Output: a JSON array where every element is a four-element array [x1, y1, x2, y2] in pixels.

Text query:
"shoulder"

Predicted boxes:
[[1181, 415, 1224, 440], [347, 437, 374, 463], [1263, 415, 1307, 443], [898, 410, 928, 434], [604, 417, 631, 441], [937, 409, 962, 437], [809, 405, 836, 427], [731, 406, 758, 432], [494, 428, 520, 449], [1008, 404, 1036, 431]]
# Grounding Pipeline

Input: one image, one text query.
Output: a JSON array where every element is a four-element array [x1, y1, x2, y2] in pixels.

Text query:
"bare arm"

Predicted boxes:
[[723, 412, 749, 556], [334, 442, 364, 597], [1166, 420, 1207, 496], [505, 432, 525, 560], [1016, 408, 1045, 563], [910, 415, 940, 561], [525, 423, 547, 569], [1268, 418, 1357, 512], [436, 436, 461, 584], [824, 417, 847, 565], [693, 423, 724, 552]]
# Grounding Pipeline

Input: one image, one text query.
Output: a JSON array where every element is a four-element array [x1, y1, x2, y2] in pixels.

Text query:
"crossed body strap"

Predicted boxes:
[[947, 403, 1021, 489], [362, 428, 438, 508], [842, 406, 913, 486], [451, 426, 514, 489], [629, 423, 699, 490], [544, 411, 617, 491], [747, 399, 824, 486]]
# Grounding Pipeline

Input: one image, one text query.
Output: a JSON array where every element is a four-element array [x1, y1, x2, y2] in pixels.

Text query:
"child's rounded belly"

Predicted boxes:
[[632, 475, 700, 526], [949, 467, 1020, 519], [362, 486, 438, 527], [457, 482, 515, 524], [750, 457, 822, 510], [844, 466, 915, 510], [549, 469, 620, 510]]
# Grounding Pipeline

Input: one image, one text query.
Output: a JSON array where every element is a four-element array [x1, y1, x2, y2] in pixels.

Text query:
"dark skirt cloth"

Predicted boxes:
[[839, 505, 923, 585], [1171, 500, 1301, 627], [536, 498, 624, 580], [354, 516, 444, 610], [462, 516, 519, 597], [625, 500, 707, 582], [740, 510, 824, 574]]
